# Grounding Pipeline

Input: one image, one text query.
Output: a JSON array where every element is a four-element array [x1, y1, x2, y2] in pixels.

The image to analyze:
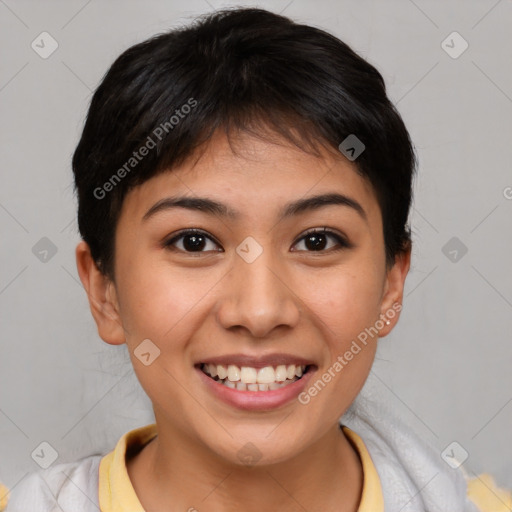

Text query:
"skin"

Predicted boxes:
[[76, 128, 411, 511]]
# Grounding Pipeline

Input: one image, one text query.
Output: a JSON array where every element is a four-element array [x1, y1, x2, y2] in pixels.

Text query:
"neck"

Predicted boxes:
[[127, 421, 363, 512]]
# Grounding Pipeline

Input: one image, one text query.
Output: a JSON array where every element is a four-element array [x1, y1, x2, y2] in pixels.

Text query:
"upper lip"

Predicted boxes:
[[197, 353, 316, 369]]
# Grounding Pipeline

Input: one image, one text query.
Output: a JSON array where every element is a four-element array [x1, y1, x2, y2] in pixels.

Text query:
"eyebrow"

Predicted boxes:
[[142, 192, 367, 223]]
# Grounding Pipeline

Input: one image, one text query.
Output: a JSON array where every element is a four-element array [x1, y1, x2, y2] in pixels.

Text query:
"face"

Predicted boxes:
[[77, 128, 410, 466]]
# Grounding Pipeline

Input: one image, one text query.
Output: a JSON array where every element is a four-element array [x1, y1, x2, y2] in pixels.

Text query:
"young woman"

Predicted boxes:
[[2, 7, 509, 512]]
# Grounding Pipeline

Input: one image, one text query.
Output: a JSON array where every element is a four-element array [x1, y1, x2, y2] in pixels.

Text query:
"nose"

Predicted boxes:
[[215, 244, 301, 339]]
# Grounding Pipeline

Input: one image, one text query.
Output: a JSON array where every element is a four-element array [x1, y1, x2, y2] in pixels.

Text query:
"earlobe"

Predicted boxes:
[[378, 245, 411, 337], [75, 241, 126, 345]]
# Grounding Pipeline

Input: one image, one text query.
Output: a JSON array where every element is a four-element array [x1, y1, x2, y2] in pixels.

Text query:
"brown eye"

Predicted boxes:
[[164, 229, 222, 253], [292, 228, 351, 252]]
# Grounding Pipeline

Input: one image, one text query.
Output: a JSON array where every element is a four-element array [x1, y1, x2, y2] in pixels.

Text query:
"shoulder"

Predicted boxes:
[[2, 454, 102, 512], [341, 397, 510, 512]]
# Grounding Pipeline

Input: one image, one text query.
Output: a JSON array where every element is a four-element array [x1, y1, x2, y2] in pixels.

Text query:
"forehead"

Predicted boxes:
[[118, 128, 381, 225]]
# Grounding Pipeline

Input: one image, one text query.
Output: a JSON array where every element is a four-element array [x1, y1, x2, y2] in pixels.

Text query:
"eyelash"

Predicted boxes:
[[163, 227, 351, 254]]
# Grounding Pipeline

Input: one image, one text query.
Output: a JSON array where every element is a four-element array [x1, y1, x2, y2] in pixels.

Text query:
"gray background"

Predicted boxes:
[[1, 0, 511, 494]]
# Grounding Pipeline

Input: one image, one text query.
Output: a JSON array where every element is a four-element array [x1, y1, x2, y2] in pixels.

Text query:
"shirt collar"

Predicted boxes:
[[99, 423, 383, 511]]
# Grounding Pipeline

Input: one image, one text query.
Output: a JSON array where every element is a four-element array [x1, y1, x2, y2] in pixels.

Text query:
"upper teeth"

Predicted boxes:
[[203, 364, 306, 383]]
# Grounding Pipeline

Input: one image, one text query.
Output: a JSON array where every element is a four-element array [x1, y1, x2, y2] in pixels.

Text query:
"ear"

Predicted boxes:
[[378, 243, 411, 337], [75, 240, 126, 345]]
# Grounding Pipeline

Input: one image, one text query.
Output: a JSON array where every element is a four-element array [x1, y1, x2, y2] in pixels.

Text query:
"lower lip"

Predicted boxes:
[[196, 366, 315, 411]]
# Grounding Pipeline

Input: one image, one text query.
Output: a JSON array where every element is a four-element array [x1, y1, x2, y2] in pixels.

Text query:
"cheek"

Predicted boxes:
[[302, 266, 383, 341], [296, 270, 381, 419], [115, 256, 207, 347]]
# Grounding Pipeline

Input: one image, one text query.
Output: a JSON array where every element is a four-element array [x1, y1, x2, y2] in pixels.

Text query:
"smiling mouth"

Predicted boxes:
[[200, 363, 311, 392]]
